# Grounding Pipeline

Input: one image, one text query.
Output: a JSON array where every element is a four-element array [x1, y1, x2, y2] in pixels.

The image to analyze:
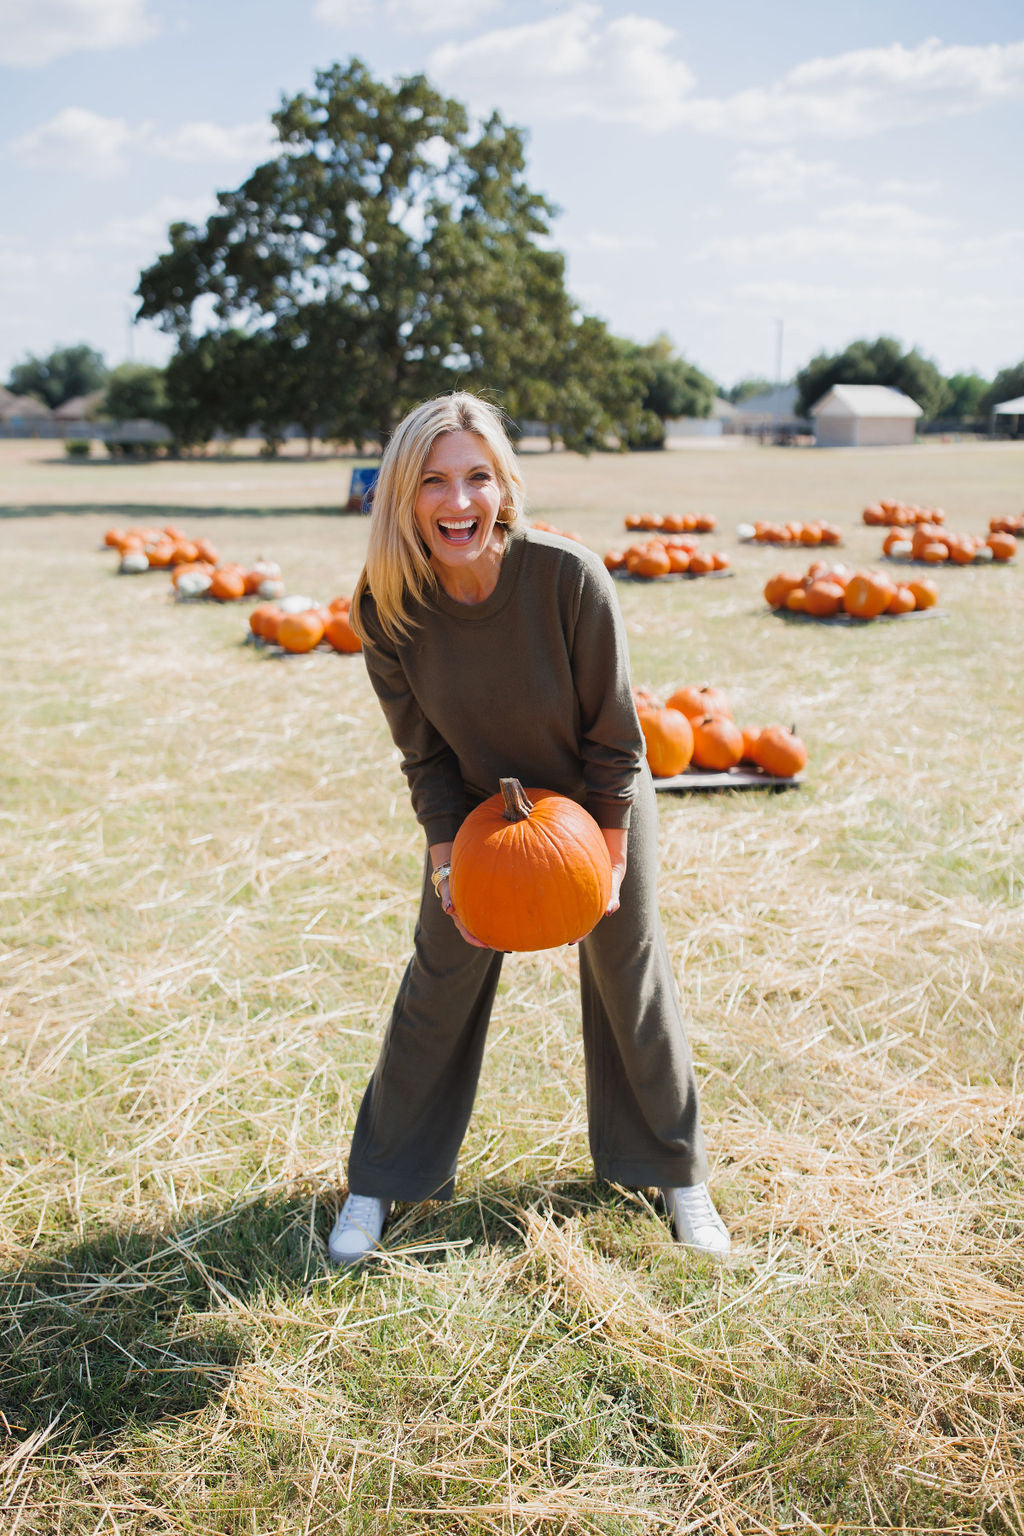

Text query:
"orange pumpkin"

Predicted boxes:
[[249, 602, 280, 638], [666, 546, 691, 574], [764, 571, 804, 608], [886, 585, 917, 615], [987, 532, 1016, 561], [752, 725, 807, 778], [209, 567, 247, 602], [277, 611, 325, 653], [324, 611, 362, 653], [740, 726, 761, 764], [843, 572, 894, 620], [691, 714, 744, 771], [665, 684, 731, 722], [710, 550, 730, 570], [687, 550, 714, 575], [631, 546, 672, 578], [804, 579, 844, 618], [785, 586, 809, 613], [449, 778, 612, 951], [920, 541, 949, 564], [906, 578, 939, 610], [640, 707, 694, 777]]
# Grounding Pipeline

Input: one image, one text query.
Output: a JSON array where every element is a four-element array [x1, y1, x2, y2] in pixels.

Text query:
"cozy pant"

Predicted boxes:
[[347, 767, 708, 1201]]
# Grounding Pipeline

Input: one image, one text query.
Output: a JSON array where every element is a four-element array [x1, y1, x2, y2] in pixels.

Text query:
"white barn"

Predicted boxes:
[[811, 384, 922, 448]]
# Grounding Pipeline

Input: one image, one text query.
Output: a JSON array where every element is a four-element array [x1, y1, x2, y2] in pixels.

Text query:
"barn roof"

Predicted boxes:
[[0, 390, 53, 421], [810, 384, 922, 419]]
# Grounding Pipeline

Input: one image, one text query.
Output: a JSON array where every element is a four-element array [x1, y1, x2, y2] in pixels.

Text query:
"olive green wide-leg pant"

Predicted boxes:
[[347, 767, 708, 1201]]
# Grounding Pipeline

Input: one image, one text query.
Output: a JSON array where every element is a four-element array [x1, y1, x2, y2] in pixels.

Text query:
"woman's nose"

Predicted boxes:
[[445, 479, 472, 510]]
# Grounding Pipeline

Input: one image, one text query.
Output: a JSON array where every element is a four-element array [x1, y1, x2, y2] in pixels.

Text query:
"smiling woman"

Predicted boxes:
[[330, 390, 730, 1270]]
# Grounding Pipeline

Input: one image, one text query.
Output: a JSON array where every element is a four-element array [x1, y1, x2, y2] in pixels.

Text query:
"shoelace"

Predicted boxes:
[[342, 1194, 383, 1231], [670, 1184, 720, 1227]]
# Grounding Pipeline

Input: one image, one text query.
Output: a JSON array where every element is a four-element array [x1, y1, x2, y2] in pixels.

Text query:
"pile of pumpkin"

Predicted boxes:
[[765, 562, 939, 619], [248, 594, 361, 654], [105, 523, 221, 573], [531, 519, 583, 542], [625, 513, 716, 534], [881, 524, 1015, 565], [104, 523, 287, 602], [737, 519, 842, 546], [633, 683, 807, 779], [862, 501, 944, 527], [990, 514, 1024, 537], [604, 536, 731, 578]]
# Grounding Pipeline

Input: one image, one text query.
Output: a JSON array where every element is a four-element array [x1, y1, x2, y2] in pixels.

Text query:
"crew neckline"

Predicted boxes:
[[429, 520, 526, 620]]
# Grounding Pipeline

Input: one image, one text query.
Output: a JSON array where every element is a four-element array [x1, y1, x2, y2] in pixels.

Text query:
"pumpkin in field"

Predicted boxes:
[[785, 586, 808, 613], [740, 727, 761, 764], [277, 611, 325, 653], [751, 725, 807, 778], [209, 567, 247, 602], [842, 572, 895, 620], [666, 684, 731, 722], [764, 571, 805, 608], [324, 611, 362, 653], [886, 584, 917, 615], [449, 778, 612, 952], [803, 579, 844, 618], [249, 602, 281, 638], [630, 546, 672, 579], [687, 549, 715, 575], [639, 707, 694, 777], [987, 532, 1017, 562], [906, 577, 938, 610], [691, 714, 744, 771], [666, 545, 691, 574]]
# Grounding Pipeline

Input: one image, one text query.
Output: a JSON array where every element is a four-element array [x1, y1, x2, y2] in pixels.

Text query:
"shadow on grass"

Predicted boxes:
[[0, 1173, 631, 1451], [0, 503, 368, 520]]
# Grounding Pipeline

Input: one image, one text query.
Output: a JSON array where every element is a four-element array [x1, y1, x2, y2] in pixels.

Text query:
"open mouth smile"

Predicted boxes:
[[437, 517, 479, 545]]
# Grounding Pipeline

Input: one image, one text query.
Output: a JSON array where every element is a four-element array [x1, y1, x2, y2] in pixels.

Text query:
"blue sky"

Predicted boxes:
[[2, 0, 1022, 389]]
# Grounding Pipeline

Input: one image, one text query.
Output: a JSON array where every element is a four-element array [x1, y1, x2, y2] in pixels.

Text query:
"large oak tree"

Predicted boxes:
[[136, 60, 645, 450]]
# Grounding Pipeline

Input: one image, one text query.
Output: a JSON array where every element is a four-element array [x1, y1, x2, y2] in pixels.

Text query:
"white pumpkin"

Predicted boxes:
[[278, 593, 317, 614], [257, 577, 286, 600], [250, 558, 282, 582], [119, 550, 150, 574], [175, 570, 213, 598], [889, 540, 913, 559], [737, 522, 756, 542], [974, 545, 994, 563]]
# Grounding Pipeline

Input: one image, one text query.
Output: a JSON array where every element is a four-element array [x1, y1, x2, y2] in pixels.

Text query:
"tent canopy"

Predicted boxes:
[[993, 395, 1024, 414]]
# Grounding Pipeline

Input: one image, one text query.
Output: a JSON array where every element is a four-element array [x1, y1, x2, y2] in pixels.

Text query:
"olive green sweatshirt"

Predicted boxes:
[[359, 523, 643, 845]]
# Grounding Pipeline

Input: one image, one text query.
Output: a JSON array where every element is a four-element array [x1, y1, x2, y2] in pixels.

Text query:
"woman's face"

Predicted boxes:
[[413, 430, 504, 573]]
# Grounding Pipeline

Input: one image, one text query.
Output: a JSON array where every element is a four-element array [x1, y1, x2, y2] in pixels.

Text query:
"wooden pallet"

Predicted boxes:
[[654, 766, 803, 793]]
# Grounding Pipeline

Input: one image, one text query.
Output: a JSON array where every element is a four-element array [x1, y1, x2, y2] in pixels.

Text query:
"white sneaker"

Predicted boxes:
[[328, 1193, 391, 1267], [661, 1183, 731, 1262]]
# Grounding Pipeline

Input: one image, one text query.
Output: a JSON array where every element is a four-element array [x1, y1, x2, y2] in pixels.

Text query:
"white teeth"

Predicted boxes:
[[439, 518, 475, 530]]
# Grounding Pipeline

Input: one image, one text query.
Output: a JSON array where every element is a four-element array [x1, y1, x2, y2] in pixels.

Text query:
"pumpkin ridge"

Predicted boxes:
[[530, 814, 603, 929]]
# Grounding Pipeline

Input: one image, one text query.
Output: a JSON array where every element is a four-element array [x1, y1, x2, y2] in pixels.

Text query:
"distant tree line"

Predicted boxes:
[[6, 59, 1022, 450]]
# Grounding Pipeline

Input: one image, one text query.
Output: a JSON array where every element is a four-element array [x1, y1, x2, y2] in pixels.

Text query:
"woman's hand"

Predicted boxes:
[[429, 842, 490, 949], [601, 827, 628, 918]]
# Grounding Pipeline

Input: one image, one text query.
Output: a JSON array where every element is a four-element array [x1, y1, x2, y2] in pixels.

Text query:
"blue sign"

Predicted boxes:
[[348, 465, 380, 512]]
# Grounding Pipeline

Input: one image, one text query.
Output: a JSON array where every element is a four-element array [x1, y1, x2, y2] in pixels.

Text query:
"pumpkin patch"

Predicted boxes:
[[862, 500, 945, 527], [765, 562, 940, 621], [881, 525, 1015, 565], [738, 519, 843, 547], [605, 536, 731, 578], [634, 683, 807, 786]]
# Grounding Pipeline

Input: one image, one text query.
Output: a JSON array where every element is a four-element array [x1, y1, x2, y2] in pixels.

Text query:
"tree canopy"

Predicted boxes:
[[102, 363, 167, 423], [979, 363, 1024, 423], [7, 344, 107, 409], [136, 59, 644, 450], [794, 337, 952, 421]]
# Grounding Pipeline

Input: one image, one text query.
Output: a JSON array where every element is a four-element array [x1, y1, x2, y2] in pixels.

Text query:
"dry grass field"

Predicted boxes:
[[2, 438, 1023, 1534]]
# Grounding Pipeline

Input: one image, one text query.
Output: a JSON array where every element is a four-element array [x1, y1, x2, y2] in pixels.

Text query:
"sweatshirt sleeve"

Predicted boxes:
[[568, 556, 644, 830], [360, 599, 469, 845]]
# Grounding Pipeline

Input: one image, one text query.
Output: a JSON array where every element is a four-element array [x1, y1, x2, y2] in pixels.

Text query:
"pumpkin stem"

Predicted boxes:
[[499, 777, 534, 822]]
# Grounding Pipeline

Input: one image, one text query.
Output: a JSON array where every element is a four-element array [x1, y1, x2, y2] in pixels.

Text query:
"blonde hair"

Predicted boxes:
[[350, 393, 524, 642]]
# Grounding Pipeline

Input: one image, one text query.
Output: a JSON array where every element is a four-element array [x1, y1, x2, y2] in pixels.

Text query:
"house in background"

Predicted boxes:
[[732, 384, 810, 439], [664, 396, 740, 445], [54, 391, 107, 430], [0, 386, 53, 430], [811, 384, 922, 448]]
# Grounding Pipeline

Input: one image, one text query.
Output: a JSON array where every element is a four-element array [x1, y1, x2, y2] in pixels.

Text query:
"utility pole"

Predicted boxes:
[[126, 303, 135, 363], [773, 317, 784, 444]]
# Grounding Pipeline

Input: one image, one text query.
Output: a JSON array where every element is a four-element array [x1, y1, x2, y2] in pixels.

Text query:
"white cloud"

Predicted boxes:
[[72, 195, 219, 251], [429, 3, 695, 132], [10, 108, 135, 179], [731, 148, 859, 203], [157, 120, 277, 164], [0, 0, 154, 66], [561, 230, 658, 253], [696, 199, 949, 268], [688, 37, 1024, 141], [10, 111, 277, 178], [314, 0, 500, 33]]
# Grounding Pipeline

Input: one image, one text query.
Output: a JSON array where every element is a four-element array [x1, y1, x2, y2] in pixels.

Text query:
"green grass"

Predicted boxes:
[[1, 439, 1023, 1533]]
